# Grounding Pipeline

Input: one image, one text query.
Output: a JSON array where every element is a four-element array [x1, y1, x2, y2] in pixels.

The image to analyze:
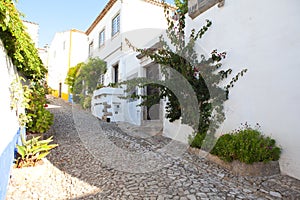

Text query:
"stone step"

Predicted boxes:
[[104, 104, 111, 108], [103, 112, 112, 117]]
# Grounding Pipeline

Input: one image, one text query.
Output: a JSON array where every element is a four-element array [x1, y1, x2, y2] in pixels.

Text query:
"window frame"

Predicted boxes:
[[112, 63, 119, 83], [98, 29, 105, 48], [111, 13, 120, 37], [88, 40, 94, 57], [99, 74, 105, 85]]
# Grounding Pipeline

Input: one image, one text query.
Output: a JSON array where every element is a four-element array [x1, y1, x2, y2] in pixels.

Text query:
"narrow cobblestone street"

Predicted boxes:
[[6, 97, 300, 199]]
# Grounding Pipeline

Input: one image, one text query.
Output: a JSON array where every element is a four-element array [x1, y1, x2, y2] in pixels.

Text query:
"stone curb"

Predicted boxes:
[[188, 147, 281, 177]]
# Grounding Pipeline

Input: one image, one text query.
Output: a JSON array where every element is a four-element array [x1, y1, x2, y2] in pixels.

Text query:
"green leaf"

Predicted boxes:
[[36, 151, 50, 160], [47, 144, 58, 149], [16, 145, 25, 159]]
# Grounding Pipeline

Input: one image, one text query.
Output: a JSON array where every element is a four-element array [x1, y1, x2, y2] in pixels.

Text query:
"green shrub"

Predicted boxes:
[[82, 95, 92, 109], [26, 105, 53, 134], [26, 84, 53, 134], [189, 132, 206, 149], [189, 131, 218, 151], [210, 134, 236, 162], [211, 127, 281, 164], [15, 136, 58, 168]]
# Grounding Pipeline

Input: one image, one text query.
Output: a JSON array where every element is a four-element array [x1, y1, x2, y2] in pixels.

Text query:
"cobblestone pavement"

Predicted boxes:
[[7, 97, 300, 199]]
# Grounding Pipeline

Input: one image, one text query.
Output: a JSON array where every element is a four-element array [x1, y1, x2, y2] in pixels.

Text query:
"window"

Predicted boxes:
[[112, 13, 120, 36], [99, 74, 105, 85], [99, 29, 105, 47], [88, 41, 94, 56]]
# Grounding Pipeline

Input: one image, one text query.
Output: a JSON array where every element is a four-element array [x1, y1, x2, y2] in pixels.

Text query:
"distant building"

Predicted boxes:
[[23, 20, 39, 48], [37, 46, 49, 67], [22, 21, 48, 68], [47, 30, 88, 101]]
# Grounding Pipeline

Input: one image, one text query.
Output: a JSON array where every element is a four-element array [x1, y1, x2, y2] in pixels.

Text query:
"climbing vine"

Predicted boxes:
[[122, 0, 247, 137], [0, 0, 46, 81]]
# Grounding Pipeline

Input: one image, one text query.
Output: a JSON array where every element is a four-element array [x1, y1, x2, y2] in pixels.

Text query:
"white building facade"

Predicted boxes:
[[22, 21, 49, 68], [47, 29, 88, 101], [185, 0, 300, 179], [23, 20, 39, 48], [88, 0, 175, 125]]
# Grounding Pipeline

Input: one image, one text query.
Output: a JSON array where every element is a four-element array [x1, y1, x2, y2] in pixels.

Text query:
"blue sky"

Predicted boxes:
[[16, 0, 174, 48]]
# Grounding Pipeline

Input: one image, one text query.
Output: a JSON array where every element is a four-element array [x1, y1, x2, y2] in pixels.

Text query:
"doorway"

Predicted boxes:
[[144, 64, 160, 120], [58, 82, 62, 98]]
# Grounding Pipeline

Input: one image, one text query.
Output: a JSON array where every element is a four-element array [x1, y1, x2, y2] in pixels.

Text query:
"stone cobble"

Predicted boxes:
[[6, 97, 300, 199]]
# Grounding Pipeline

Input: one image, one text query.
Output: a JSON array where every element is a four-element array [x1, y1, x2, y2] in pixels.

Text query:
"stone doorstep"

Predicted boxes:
[[188, 147, 281, 177]]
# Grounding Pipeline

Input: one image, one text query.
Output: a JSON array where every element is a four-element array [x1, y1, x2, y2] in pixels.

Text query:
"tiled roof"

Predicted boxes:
[[22, 20, 39, 25], [86, 0, 118, 35], [85, 0, 177, 35]]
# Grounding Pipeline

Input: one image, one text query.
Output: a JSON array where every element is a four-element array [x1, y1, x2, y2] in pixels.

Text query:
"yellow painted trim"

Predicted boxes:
[[67, 30, 73, 94], [51, 90, 59, 98], [68, 30, 73, 69], [51, 90, 68, 101], [61, 93, 69, 101]]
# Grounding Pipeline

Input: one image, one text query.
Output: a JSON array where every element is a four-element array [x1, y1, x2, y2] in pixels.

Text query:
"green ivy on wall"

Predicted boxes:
[[0, 0, 46, 81], [1, 0, 53, 134]]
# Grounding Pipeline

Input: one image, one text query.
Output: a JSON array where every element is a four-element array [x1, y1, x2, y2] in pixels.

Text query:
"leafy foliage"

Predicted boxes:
[[123, 0, 247, 137], [1, 1, 53, 134], [15, 136, 58, 168], [211, 125, 281, 164], [189, 132, 206, 149], [26, 83, 54, 134], [65, 62, 83, 93], [10, 77, 31, 127], [0, 0, 46, 81], [71, 57, 107, 108]]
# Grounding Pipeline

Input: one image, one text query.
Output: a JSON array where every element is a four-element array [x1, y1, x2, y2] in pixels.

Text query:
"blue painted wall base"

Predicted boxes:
[[68, 93, 73, 103], [0, 130, 20, 200]]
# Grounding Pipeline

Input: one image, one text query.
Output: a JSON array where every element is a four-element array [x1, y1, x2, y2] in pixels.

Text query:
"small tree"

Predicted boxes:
[[65, 62, 84, 93], [123, 0, 247, 149], [72, 57, 107, 108]]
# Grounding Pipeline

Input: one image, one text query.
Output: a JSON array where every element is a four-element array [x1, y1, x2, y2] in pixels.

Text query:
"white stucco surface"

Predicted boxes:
[[88, 0, 171, 126], [48, 30, 88, 94], [0, 40, 20, 155], [186, 0, 300, 179]]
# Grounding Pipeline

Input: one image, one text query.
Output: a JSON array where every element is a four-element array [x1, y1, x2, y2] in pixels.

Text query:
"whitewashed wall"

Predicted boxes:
[[186, 0, 300, 179], [48, 31, 70, 93], [88, 0, 170, 84], [88, 0, 171, 124], [0, 40, 20, 155], [69, 31, 88, 67], [0, 40, 22, 199], [121, 0, 168, 32]]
